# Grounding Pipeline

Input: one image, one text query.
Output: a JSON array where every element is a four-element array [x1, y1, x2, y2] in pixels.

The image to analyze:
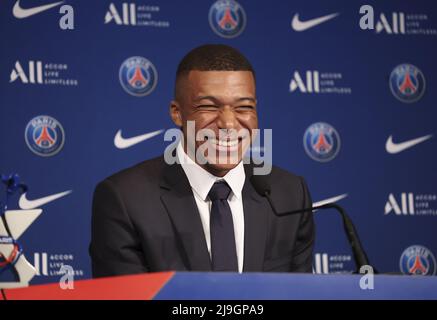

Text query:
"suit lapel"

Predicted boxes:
[[159, 161, 270, 272], [159, 162, 212, 271], [242, 164, 269, 272]]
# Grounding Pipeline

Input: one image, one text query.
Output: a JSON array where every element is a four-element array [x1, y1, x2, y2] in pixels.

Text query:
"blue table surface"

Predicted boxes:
[[154, 272, 437, 300]]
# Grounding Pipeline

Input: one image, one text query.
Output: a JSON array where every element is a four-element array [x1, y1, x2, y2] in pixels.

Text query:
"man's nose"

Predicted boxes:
[[217, 106, 238, 129]]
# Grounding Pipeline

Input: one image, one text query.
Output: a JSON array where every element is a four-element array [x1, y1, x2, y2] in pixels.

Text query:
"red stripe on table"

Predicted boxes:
[[3, 272, 174, 300]]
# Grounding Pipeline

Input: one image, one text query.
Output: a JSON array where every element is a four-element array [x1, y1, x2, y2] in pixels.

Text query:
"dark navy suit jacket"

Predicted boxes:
[[90, 156, 315, 277]]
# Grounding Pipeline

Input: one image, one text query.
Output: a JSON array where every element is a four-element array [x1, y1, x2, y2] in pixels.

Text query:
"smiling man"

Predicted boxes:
[[90, 44, 315, 277]]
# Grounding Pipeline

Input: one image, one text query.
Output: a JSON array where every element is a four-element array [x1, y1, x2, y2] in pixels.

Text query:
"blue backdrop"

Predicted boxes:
[[1, 0, 436, 284]]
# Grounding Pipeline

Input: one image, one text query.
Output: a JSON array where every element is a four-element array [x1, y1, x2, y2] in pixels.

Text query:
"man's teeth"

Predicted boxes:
[[208, 138, 239, 147]]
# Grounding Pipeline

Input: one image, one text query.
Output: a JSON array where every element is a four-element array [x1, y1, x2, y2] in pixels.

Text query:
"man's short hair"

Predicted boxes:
[[174, 44, 255, 99]]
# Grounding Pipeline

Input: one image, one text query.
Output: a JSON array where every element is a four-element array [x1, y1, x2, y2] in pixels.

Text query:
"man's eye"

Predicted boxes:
[[236, 105, 255, 110], [197, 105, 219, 110]]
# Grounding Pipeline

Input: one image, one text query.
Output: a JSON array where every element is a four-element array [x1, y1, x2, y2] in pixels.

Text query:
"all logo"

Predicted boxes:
[[10, 60, 43, 84], [400, 245, 436, 276], [25, 115, 65, 157], [290, 71, 320, 93], [33, 252, 84, 277], [119, 56, 158, 97], [359, 5, 437, 36], [10, 60, 78, 86], [385, 193, 415, 215], [104, 2, 169, 28], [389, 64, 425, 103], [313, 253, 353, 274], [209, 0, 246, 39], [289, 70, 351, 95], [105, 2, 137, 25], [303, 122, 341, 162], [385, 193, 437, 216], [33, 252, 48, 276], [359, 5, 405, 34]]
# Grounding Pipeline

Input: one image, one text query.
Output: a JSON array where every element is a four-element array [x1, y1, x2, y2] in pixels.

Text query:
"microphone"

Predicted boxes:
[[250, 174, 373, 273]]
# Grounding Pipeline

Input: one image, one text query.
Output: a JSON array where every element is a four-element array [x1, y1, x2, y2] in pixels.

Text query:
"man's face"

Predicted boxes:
[[171, 70, 258, 176]]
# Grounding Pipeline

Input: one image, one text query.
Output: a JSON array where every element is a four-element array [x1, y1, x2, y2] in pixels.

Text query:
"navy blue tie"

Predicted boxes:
[[208, 181, 238, 272]]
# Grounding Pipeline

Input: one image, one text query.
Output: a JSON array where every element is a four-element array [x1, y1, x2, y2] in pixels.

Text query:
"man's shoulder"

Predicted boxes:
[[247, 163, 309, 209], [97, 158, 306, 197], [248, 162, 304, 187], [269, 164, 307, 198], [270, 164, 303, 184]]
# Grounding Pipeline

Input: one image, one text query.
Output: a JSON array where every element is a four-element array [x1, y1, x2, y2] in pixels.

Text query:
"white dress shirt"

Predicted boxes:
[[176, 142, 245, 273]]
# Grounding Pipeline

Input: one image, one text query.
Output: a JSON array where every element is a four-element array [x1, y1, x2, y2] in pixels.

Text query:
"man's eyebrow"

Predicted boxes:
[[235, 97, 257, 103], [194, 96, 257, 103], [194, 95, 219, 103]]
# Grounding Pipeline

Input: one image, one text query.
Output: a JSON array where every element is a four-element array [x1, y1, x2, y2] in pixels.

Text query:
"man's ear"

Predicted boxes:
[[170, 100, 183, 127]]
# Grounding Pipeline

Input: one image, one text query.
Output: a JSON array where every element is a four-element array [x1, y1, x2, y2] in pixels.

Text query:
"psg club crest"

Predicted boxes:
[[389, 64, 426, 103], [400, 245, 436, 276], [119, 56, 158, 97], [209, 0, 246, 38], [0, 174, 40, 288], [303, 122, 341, 162], [25, 115, 65, 157]]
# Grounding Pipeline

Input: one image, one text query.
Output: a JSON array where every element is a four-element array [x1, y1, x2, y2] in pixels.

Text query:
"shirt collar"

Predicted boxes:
[[176, 142, 245, 201]]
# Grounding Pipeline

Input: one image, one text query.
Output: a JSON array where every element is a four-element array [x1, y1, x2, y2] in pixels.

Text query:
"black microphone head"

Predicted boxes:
[[250, 174, 271, 196]]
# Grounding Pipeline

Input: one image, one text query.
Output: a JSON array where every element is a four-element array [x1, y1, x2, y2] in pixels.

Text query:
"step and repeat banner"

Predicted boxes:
[[1, 0, 436, 285]]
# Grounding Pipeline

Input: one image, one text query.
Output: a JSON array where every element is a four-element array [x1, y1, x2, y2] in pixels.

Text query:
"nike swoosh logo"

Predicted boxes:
[[19, 190, 72, 209], [291, 13, 339, 32], [114, 129, 164, 149], [13, 0, 64, 19], [386, 134, 433, 154], [313, 194, 348, 209]]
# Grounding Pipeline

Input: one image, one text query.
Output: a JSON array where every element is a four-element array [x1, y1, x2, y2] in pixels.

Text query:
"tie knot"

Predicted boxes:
[[208, 181, 232, 201]]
